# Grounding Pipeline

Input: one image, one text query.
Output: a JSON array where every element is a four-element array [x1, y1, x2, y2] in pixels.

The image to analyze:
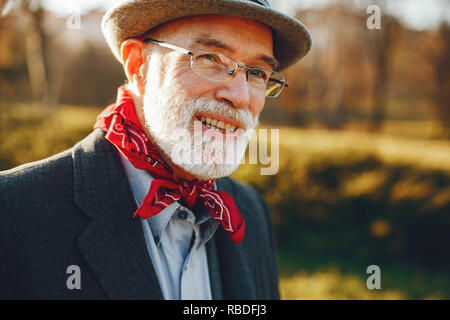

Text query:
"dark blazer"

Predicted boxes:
[[0, 129, 279, 299]]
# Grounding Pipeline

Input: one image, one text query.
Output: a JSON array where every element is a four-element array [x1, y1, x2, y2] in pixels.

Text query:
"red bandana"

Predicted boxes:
[[94, 86, 245, 243]]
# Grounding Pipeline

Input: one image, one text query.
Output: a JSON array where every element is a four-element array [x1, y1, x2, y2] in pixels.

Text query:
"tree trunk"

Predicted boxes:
[[433, 24, 450, 139], [23, 1, 49, 106], [369, 16, 396, 132]]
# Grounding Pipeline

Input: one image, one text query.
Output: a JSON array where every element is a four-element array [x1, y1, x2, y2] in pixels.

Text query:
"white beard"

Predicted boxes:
[[141, 88, 259, 180]]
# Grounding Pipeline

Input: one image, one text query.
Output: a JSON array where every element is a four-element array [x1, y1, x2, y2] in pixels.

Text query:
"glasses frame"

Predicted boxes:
[[142, 38, 289, 98]]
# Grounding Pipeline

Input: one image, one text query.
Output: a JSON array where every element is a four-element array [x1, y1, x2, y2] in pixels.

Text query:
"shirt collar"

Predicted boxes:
[[119, 152, 219, 247]]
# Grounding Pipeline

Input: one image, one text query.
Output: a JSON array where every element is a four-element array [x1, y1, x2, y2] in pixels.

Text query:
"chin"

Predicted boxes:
[[143, 127, 247, 180], [166, 135, 246, 180], [170, 130, 250, 181], [180, 162, 241, 180]]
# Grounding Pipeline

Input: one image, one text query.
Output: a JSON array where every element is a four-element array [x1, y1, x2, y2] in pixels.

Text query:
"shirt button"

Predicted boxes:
[[177, 210, 188, 220]]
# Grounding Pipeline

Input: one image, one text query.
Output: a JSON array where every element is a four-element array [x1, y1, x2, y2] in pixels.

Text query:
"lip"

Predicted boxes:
[[194, 112, 243, 131]]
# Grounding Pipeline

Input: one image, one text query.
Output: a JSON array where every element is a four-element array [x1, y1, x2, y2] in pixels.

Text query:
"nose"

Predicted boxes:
[[214, 69, 251, 110]]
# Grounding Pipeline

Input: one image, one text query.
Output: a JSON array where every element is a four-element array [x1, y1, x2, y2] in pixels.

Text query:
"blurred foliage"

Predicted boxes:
[[278, 263, 450, 300], [278, 255, 450, 300], [279, 267, 405, 300], [233, 127, 450, 269], [1, 2, 449, 135], [231, 125, 450, 299], [1, 105, 449, 299], [0, 104, 99, 169]]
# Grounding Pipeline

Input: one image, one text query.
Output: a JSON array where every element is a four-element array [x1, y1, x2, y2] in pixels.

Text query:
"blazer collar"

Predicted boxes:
[[212, 178, 258, 299], [72, 129, 163, 299]]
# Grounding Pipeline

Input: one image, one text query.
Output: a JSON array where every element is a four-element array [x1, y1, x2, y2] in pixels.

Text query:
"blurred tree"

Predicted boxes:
[[0, 0, 446, 132], [290, 2, 375, 129], [367, 12, 401, 131], [0, 0, 8, 14], [433, 23, 450, 139], [58, 42, 125, 107], [0, 13, 29, 103], [20, 0, 50, 107], [280, 65, 310, 127], [318, 2, 348, 129]]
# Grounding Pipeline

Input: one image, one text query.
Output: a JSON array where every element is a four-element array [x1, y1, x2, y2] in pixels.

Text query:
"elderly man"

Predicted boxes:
[[0, 0, 311, 299]]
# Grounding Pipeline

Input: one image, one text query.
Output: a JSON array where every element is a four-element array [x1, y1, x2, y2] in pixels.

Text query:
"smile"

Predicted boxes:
[[196, 116, 238, 134]]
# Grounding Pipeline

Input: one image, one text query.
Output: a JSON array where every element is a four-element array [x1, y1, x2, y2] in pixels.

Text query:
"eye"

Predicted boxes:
[[197, 53, 221, 64], [249, 68, 268, 81]]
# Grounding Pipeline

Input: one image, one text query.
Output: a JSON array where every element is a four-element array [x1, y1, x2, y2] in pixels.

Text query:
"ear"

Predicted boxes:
[[120, 38, 147, 96]]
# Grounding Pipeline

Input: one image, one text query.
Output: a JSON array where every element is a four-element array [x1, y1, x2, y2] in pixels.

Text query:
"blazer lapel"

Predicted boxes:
[[212, 178, 257, 299], [72, 129, 163, 299], [205, 231, 223, 300]]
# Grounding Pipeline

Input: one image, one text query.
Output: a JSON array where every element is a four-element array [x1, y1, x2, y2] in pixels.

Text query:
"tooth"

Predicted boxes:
[[216, 121, 225, 129], [201, 116, 206, 122], [225, 123, 232, 130], [211, 119, 218, 126], [206, 117, 212, 124], [230, 125, 236, 130]]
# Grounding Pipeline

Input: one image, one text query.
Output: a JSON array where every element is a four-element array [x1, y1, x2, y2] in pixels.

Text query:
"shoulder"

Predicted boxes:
[[0, 148, 81, 250], [0, 135, 103, 298], [216, 176, 266, 209], [216, 176, 272, 231], [0, 129, 107, 211], [0, 130, 108, 226], [0, 148, 74, 211]]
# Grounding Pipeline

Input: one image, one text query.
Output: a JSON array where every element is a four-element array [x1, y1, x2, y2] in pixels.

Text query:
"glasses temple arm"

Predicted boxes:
[[269, 78, 289, 87], [143, 38, 192, 55]]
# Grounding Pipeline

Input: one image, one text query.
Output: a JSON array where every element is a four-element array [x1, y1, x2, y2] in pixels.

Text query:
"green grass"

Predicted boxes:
[[278, 251, 450, 300]]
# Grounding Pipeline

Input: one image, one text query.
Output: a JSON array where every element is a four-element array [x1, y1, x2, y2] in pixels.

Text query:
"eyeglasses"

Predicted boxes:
[[143, 38, 289, 98]]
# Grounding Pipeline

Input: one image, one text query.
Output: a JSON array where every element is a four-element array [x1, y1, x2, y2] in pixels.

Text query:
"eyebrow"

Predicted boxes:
[[192, 34, 233, 51], [191, 33, 279, 70]]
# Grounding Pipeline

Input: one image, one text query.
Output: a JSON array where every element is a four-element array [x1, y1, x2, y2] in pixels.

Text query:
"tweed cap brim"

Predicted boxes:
[[102, 0, 312, 71]]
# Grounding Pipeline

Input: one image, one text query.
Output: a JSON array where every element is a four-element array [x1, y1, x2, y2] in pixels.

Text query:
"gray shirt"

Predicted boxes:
[[119, 153, 219, 300]]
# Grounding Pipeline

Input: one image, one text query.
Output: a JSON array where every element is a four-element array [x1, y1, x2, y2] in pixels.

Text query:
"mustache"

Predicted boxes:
[[184, 97, 259, 131]]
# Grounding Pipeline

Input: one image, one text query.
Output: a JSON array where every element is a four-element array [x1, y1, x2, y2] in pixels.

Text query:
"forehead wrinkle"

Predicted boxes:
[[190, 33, 235, 52], [190, 33, 277, 69]]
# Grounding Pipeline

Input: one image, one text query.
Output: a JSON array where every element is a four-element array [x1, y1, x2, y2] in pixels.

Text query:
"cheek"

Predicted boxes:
[[146, 53, 188, 91], [170, 57, 221, 97], [173, 70, 218, 97], [249, 93, 265, 118]]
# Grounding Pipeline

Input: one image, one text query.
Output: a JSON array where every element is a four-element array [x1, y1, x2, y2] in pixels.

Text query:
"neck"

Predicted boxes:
[[149, 138, 199, 181], [166, 160, 198, 181]]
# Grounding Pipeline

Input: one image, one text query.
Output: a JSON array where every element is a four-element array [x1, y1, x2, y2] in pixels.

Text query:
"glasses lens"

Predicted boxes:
[[191, 49, 287, 97], [247, 68, 270, 88], [265, 72, 286, 97], [191, 50, 236, 82]]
